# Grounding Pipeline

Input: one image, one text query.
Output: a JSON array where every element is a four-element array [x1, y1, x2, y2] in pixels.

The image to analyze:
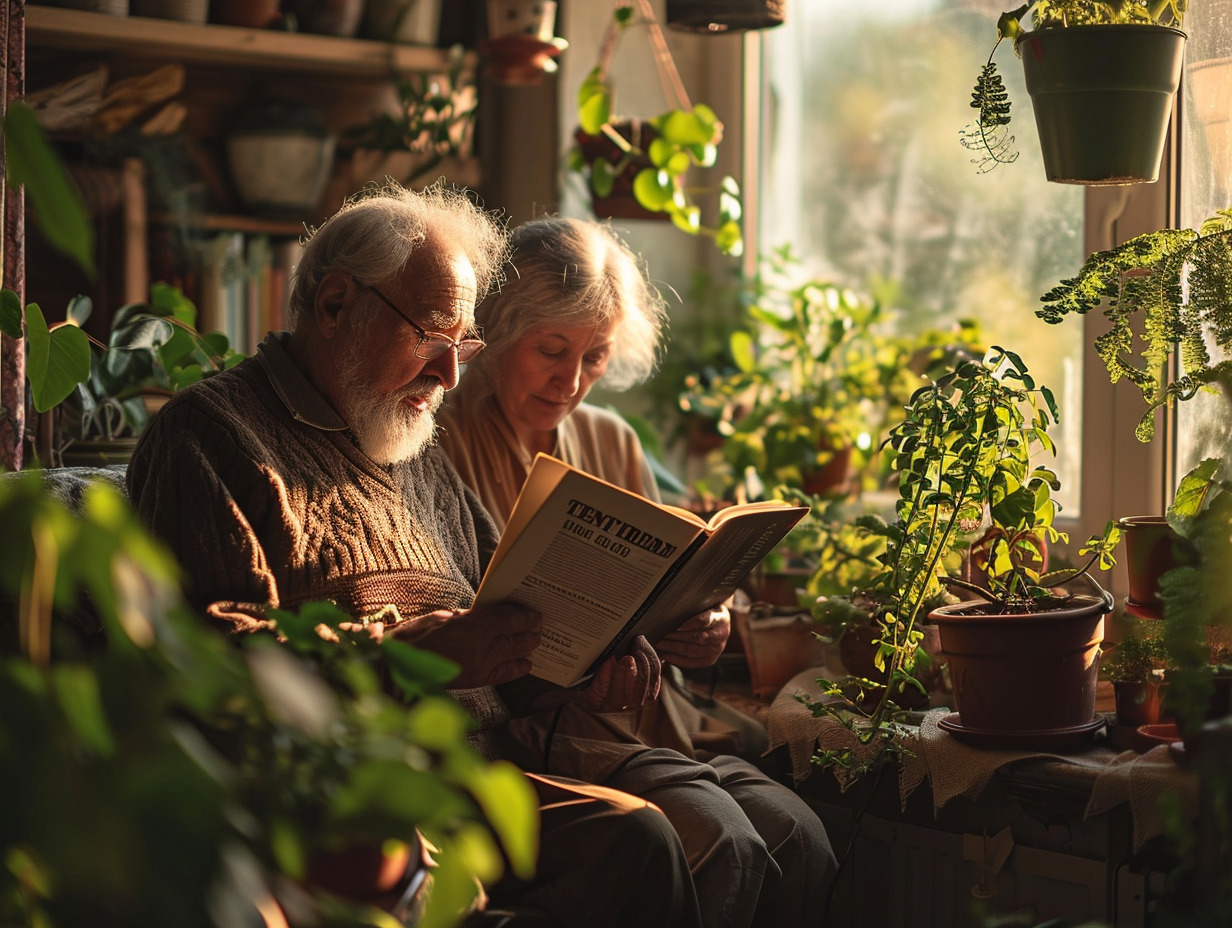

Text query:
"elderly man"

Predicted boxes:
[[126, 182, 699, 927]]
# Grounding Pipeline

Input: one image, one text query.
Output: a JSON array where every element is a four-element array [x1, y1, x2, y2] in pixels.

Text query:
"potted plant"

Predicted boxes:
[[332, 45, 480, 199], [962, 0, 1188, 183], [567, 2, 743, 256], [681, 249, 986, 504], [56, 285, 239, 465], [7, 284, 242, 468], [802, 348, 1121, 774], [1035, 206, 1232, 750], [1036, 207, 1232, 618], [1102, 629, 1172, 727], [481, 0, 570, 86], [1, 105, 537, 926]]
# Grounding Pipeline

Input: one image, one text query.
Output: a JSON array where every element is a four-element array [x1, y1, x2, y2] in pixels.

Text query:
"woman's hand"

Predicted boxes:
[[655, 605, 730, 669], [575, 635, 662, 713]]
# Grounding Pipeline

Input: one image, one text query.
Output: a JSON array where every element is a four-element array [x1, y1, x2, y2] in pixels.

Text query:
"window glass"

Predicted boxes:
[[1177, 0, 1232, 479], [756, 0, 1085, 513]]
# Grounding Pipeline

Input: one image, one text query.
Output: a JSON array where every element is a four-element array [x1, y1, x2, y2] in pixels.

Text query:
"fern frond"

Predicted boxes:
[[1039, 213, 1232, 443], [960, 59, 1018, 172]]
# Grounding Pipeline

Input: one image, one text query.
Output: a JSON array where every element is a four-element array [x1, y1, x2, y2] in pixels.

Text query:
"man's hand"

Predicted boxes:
[[655, 605, 730, 668], [574, 635, 662, 713], [386, 602, 542, 688]]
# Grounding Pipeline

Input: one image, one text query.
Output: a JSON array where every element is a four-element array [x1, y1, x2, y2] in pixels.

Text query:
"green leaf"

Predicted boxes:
[[383, 639, 461, 694], [656, 109, 716, 147], [632, 168, 674, 211], [463, 761, 539, 878], [730, 330, 756, 372], [3, 102, 95, 278], [53, 665, 116, 757], [591, 159, 616, 198], [0, 289, 22, 338], [25, 303, 92, 413], [1168, 458, 1222, 535], [577, 68, 611, 136], [715, 220, 744, 257], [668, 204, 701, 235]]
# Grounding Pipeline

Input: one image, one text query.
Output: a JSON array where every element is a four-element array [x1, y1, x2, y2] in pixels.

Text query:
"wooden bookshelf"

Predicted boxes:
[[25, 6, 472, 79]]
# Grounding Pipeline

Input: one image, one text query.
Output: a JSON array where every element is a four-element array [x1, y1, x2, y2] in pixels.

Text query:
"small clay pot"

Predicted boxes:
[[1113, 680, 1169, 728], [215, 0, 283, 28]]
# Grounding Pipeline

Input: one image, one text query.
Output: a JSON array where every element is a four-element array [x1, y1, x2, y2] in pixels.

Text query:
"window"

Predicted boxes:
[[754, 1, 1087, 516], [1176, 0, 1232, 482]]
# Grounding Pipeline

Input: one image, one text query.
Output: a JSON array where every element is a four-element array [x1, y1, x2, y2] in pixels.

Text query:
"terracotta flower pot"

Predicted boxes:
[[838, 621, 932, 710], [283, 0, 364, 37], [1113, 679, 1169, 728], [305, 838, 416, 904], [1118, 515, 1189, 618], [929, 590, 1112, 734], [215, 0, 283, 28], [800, 444, 853, 498]]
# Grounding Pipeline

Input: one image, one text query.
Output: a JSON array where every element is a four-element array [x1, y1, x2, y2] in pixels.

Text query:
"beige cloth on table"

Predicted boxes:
[[914, 709, 1114, 810], [1085, 744, 1200, 851], [768, 665, 1198, 848], [766, 667, 929, 807]]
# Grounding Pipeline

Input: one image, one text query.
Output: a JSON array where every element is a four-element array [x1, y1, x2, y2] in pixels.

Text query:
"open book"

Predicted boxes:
[[473, 453, 810, 687]]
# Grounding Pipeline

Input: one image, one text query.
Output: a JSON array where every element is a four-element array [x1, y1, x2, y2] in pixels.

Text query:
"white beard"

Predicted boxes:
[[338, 341, 444, 465]]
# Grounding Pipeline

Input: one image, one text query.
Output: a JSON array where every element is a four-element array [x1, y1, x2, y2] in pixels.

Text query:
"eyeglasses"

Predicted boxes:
[[360, 282, 486, 364]]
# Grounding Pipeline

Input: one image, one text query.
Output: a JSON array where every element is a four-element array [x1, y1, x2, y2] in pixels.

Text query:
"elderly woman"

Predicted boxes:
[[438, 216, 837, 928]]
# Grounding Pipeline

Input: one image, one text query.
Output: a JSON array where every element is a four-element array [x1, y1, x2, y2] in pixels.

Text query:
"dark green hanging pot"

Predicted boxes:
[[1017, 25, 1187, 185]]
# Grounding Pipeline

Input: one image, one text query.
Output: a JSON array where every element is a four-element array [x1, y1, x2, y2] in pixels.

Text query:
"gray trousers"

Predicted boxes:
[[603, 749, 838, 928]]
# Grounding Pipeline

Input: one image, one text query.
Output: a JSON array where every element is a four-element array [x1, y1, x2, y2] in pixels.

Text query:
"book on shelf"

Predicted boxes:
[[473, 453, 810, 687], [193, 231, 303, 353]]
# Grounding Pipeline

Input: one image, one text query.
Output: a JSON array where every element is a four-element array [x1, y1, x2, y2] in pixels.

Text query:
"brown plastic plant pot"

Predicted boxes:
[[928, 590, 1112, 734]]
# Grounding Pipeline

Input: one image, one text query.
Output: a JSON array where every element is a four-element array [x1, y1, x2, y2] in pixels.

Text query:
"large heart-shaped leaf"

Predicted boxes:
[[25, 302, 92, 413]]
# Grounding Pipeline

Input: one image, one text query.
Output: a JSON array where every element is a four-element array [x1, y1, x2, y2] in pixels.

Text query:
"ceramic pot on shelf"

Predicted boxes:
[[1118, 515, 1189, 619], [226, 99, 336, 221], [481, 0, 568, 86], [1113, 679, 1169, 728], [130, 0, 208, 23], [282, 0, 365, 37], [214, 0, 283, 28]]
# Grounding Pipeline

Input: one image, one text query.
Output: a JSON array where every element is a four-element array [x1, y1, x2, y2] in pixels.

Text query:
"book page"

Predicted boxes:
[[609, 502, 809, 654], [475, 456, 706, 686]]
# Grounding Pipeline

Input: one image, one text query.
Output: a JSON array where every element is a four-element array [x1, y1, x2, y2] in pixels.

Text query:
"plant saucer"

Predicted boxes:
[[938, 712, 1106, 751]]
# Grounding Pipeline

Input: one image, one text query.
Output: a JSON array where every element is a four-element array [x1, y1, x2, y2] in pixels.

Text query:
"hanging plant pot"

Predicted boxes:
[[666, 0, 784, 33], [573, 119, 666, 222], [1017, 25, 1187, 185], [928, 589, 1112, 745]]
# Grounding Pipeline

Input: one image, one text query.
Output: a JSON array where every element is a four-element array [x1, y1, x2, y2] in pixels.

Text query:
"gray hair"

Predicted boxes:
[[287, 180, 510, 328], [468, 216, 667, 393]]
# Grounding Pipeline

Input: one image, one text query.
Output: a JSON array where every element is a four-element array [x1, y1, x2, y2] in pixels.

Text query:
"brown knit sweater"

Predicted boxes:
[[126, 334, 511, 741]]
